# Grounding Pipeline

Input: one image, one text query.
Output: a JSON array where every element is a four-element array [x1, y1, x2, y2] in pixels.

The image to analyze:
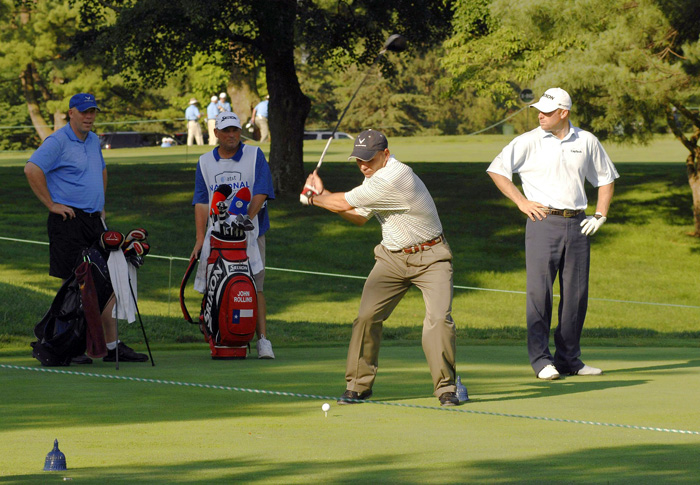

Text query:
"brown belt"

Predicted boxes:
[[399, 235, 443, 254], [545, 209, 583, 218]]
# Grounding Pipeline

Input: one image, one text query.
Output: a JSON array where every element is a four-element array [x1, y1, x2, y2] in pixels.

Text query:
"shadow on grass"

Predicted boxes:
[[2, 162, 699, 344], [3, 444, 699, 483]]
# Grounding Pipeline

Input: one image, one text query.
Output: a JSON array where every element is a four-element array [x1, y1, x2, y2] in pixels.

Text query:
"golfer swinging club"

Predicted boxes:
[[301, 129, 462, 407], [487, 87, 619, 380]]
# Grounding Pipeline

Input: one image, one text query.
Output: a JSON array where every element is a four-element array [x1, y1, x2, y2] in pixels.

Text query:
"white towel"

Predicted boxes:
[[108, 250, 136, 323], [194, 218, 262, 294]]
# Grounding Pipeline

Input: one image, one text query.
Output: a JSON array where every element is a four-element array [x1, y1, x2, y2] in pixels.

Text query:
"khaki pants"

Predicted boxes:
[[256, 116, 270, 143], [207, 119, 217, 146], [345, 241, 456, 397], [187, 120, 203, 146]]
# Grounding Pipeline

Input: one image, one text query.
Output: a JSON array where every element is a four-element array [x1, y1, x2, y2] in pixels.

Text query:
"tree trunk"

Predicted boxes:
[[667, 105, 700, 236], [690, 170, 700, 236], [227, 63, 259, 124], [20, 63, 53, 141], [255, 0, 310, 194]]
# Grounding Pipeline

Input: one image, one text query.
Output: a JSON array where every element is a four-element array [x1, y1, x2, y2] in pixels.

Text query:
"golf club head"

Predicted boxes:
[[383, 34, 408, 53]]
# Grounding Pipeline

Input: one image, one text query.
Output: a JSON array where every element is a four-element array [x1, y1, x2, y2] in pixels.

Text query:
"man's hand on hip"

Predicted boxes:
[[517, 200, 548, 221], [580, 213, 607, 236], [50, 203, 75, 221]]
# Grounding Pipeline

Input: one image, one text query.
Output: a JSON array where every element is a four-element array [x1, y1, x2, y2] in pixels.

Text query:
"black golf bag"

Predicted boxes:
[[31, 245, 112, 366], [180, 210, 257, 359]]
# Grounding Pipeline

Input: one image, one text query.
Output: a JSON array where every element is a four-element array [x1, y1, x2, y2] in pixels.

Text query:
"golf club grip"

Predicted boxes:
[[180, 255, 199, 324]]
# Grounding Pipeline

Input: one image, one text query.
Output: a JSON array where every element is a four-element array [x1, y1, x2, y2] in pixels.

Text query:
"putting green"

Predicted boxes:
[[1, 345, 699, 483]]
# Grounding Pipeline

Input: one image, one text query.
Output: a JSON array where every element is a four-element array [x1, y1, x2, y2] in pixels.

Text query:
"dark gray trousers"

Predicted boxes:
[[525, 213, 590, 375]]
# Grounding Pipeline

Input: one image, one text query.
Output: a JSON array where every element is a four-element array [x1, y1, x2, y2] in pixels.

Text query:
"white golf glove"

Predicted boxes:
[[580, 213, 607, 236], [299, 184, 320, 206]]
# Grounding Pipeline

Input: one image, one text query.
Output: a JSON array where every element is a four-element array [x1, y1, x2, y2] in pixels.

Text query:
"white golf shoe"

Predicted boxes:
[[573, 364, 603, 376], [257, 336, 275, 359], [537, 364, 560, 380]]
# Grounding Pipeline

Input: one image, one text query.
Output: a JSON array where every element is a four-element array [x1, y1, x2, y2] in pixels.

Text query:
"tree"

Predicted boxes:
[[443, 0, 700, 235], [77, 0, 453, 193]]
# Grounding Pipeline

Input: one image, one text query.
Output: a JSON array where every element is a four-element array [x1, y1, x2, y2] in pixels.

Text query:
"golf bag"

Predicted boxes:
[[180, 201, 257, 359], [31, 245, 112, 366]]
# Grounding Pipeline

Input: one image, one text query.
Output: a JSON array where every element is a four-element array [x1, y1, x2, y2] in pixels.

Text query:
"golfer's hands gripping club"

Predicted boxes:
[[299, 184, 320, 206], [300, 171, 325, 206], [580, 213, 607, 236]]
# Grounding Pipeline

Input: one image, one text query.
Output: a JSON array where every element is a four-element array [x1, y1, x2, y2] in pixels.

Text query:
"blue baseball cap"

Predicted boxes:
[[69, 93, 100, 112]]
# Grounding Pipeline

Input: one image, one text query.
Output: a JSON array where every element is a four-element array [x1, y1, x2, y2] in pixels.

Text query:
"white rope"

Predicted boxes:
[[1, 364, 697, 436], [1, 236, 698, 310]]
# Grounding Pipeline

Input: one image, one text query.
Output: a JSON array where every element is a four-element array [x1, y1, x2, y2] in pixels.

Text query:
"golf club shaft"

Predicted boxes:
[[129, 276, 155, 366], [315, 50, 387, 172]]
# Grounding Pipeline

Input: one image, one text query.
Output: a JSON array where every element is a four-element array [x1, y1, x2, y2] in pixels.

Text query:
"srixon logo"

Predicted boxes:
[[543, 93, 555, 100], [203, 261, 225, 323]]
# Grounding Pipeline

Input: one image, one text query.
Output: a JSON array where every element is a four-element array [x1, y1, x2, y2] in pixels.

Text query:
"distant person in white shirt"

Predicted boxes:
[[302, 129, 461, 407], [185, 98, 203, 146], [206, 95, 219, 146], [487, 88, 619, 381]]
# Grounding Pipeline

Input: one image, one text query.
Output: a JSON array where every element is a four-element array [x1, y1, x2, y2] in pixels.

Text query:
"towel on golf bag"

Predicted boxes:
[[194, 222, 261, 293], [107, 250, 137, 323], [75, 261, 107, 358]]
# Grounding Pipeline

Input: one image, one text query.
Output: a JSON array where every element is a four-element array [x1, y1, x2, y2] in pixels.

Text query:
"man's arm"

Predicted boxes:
[[311, 191, 369, 226], [102, 167, 108, 220], [594, 182, 614, 217], [191, 203, 208, 260], [24, 161, 75, 220], [487, 171, 548, 221], [247, 193, 267, 220]]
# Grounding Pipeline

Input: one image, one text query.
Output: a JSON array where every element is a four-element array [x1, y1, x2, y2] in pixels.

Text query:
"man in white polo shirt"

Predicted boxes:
[[302, 129, 461, 407], [487, 88, 619, 380]]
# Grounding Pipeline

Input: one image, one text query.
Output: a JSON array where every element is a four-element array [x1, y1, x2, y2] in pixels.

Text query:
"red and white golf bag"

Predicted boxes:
[[180, 186, 257, 359]]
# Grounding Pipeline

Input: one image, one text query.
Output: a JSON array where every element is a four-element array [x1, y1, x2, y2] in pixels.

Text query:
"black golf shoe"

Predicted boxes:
[[337, 389, 372, 405], [439, 392, 460, 407], [71, 354, 93, 365], [103, 342, 149, 363]]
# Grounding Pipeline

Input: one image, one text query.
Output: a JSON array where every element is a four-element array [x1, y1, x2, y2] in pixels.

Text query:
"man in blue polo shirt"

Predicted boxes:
[[190, 111, 276, 359], [25, 92, 148, 364]]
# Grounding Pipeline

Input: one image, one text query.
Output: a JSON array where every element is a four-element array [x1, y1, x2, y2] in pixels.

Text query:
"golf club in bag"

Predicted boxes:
[[314, 33, 407, 173], [180, 186, 258, 359]]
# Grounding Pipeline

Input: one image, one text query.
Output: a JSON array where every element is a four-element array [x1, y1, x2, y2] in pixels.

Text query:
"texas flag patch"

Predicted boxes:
[[231, 309, 255, 324], [229, 186, 251, 215]]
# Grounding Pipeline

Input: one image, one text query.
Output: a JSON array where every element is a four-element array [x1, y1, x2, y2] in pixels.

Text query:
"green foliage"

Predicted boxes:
[[443, 0, 694, 143]]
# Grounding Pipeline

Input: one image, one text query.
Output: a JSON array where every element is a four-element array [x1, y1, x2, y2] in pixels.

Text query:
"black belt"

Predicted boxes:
[[74, 208, 102, 218], [396, 235, 443, 254], [545, 209, 583, 218]]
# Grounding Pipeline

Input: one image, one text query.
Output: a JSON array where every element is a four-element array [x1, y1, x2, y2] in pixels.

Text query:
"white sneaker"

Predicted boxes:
[[256, 337, 275, 359], [537, 364, 560, 380], [573, 364, 602, 376]]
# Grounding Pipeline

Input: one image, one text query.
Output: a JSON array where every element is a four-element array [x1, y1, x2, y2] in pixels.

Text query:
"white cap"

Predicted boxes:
[[215, 111, 241, 130], [189, 98, 198, 105], [530, 88, 572, 112], [219, 92, 227, 99], [211, 95, 218, 102]]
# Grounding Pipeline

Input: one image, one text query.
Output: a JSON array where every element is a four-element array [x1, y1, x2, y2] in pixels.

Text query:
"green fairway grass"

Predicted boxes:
[[1, 135, 699, 483], [1, 135, 698, 349], [1, 345, 699, 483]]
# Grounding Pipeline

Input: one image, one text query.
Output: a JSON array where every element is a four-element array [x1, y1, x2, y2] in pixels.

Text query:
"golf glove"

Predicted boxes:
[[580, 213, 607, 236], [299, 184, 320, 206]]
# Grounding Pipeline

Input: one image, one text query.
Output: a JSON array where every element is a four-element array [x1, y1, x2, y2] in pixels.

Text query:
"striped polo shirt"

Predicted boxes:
[[345, 156, 443, 251]]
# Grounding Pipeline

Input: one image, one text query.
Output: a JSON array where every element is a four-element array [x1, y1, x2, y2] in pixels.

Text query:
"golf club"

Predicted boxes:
[[128, 276, 155, 366], [314, 33, 408, 172]]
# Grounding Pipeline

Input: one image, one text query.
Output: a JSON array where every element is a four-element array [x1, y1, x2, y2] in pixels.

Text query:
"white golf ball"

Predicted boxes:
[[322, 403, 330, 412]]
